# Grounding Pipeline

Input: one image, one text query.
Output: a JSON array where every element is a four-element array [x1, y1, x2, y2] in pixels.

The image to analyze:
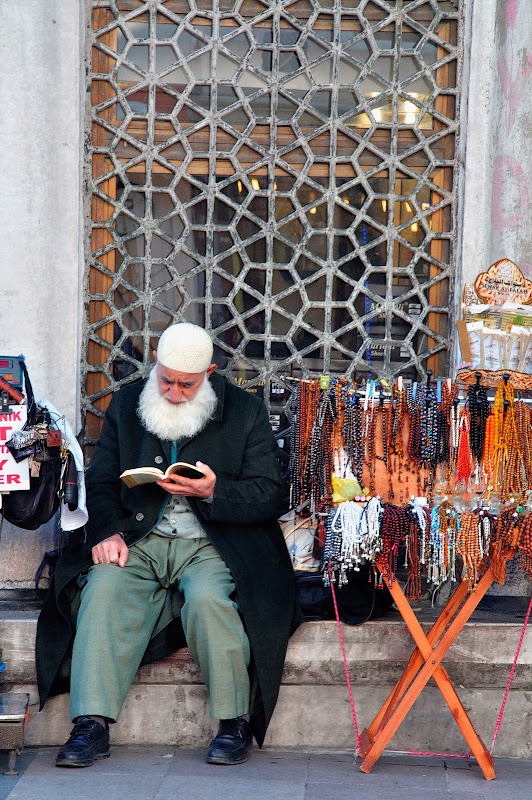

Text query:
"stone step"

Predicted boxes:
[[1, 610, 531, 758]]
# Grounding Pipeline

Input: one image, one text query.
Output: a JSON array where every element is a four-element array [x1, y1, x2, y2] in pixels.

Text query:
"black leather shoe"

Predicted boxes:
[[206, 717, 253, 765], [55, 717, 110, 767]]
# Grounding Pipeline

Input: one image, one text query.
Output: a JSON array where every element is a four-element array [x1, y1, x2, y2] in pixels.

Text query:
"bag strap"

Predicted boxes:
[[18, 355, 37, 426], [35, 549, 60, 601]]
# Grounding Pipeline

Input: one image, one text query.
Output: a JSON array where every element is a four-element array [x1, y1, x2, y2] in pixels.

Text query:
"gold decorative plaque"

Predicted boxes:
[[474, 259, 532, 304]]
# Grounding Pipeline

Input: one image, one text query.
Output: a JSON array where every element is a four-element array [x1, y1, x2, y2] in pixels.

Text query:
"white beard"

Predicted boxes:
[[137, 368, 218, 441]]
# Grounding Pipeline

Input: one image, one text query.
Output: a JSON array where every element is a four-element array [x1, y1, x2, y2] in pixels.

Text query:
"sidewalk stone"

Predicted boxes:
[[2, 749, 532, 800]]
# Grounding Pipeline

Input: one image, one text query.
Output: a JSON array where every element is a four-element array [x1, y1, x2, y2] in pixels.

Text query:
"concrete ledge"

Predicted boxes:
[[1, 611, 532, 757]]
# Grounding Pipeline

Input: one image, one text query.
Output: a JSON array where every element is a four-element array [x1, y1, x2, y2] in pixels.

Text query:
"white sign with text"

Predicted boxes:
[[0, 406, 30, 492]]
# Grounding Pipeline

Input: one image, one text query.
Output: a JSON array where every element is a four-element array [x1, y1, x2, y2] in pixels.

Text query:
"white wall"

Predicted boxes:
[[0, 0, 84, 432], [0, 0, 84, 588], [460, 0, 532, 286]]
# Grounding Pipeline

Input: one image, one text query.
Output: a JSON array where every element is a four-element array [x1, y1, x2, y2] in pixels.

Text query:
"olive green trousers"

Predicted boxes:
[[70, 534, 251, 722]]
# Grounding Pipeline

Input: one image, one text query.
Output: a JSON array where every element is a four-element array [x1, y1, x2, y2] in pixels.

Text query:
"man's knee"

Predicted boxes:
[[183, 583, 236, 618], [81, 564, 126, 605]]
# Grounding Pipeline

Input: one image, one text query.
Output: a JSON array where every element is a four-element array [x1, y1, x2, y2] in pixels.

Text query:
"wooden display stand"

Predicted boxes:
[[358, 549, 517, 781]]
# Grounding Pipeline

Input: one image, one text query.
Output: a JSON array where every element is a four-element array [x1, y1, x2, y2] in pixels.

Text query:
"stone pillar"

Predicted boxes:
[[0, 1, 84, 589], [458, 0, 532, 597], [460, 0, 532, 284]]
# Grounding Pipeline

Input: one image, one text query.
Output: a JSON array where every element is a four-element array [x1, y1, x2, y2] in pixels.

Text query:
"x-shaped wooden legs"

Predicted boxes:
[[358, 556, 505, 780]]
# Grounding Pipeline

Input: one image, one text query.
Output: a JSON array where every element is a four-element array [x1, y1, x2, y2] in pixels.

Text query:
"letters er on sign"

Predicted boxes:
[[0, 406, 30, 492]]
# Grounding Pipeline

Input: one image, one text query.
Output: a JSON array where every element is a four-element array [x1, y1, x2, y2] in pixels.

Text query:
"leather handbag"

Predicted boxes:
[[1, 358, 64, 530], [1, 455, 62, 530]]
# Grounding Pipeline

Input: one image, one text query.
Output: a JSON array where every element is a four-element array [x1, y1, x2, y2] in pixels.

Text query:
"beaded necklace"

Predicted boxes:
[[393, 383, 406, 502], [455, 408, 472, 488], [428, 500, 458, 586], [365, 391, 378, 495], [303, 385, 336, 513], [418, 381, 438, 498], [482, 413, 496, 491], [467, 382, 490, 487], [331, 378, 345, 473], [406, 389, 420, 462], [380, 502, 408, 584], [492, 380, 506, 485], [336, 500, 365, 573], [406, 386, 423, 494], [440, 383, 459, 486], [341, 386, 354, 477], [491, 504, 523, 584], [493, 379, 518, 498], [457, 510, 486, 591], [515, 401, 532, 490], [420, 382, 437, 468], [404, 499, 428, 601], [351, 393, 364, 483], [384, 402, 395, 500], [322, 506, 343, 586], [404, 513, 422, 602], [448, 398, 461, 482], [288, 382, 301, 509], [496, 381, 524, 500], [322, 498, 383, 586], [518, 510, 532, 579], [291, 379, 320, 507], [359, 496, 384, 562], [376, 393, 387, 466], [433, 407, 448, 471]]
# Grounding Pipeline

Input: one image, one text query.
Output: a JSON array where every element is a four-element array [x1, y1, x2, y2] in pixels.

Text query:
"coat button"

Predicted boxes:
[[136, 512, 144, 521], [155, 456, 163, 464]]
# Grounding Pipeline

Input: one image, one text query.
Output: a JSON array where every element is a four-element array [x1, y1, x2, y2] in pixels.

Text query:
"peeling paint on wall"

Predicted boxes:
[[489, 0, 532, 273]]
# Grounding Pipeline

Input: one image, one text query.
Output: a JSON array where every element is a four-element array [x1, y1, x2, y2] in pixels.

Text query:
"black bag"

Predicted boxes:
[[295, 562, 394, 625], [1, 357, 63, 530], [1, 455, 62, 530]]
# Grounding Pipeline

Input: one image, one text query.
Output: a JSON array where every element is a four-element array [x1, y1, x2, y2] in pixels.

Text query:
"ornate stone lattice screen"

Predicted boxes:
[[86, 0, 461, 446]]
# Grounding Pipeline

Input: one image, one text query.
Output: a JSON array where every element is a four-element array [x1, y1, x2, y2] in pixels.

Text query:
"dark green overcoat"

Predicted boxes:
[[36, 372, 304, 746]]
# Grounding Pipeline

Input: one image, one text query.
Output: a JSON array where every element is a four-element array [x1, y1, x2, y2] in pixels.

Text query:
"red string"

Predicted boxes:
[[490, 591, 532, 755], [328, 564, 362, 751]]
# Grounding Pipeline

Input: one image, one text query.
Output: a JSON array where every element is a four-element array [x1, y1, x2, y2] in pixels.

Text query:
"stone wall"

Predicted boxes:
[[3, 616, 532, 758], [0, 0, 84, 429], [459, 0, 532, 285], [0, 0, 85, 588]]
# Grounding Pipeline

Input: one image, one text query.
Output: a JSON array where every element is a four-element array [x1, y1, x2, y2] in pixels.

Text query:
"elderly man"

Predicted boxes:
[[36, 323, 303, 767]]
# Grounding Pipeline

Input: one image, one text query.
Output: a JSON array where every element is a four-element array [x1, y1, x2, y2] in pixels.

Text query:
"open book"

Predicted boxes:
[[120, 462, 205, 488]]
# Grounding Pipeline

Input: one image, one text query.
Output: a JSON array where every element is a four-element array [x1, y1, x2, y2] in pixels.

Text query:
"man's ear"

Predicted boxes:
[[152, 350, 158, 363], [206, 363, 217, 378]]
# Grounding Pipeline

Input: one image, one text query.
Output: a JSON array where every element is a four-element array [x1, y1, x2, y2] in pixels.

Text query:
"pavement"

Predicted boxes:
[[1, 746, 531, 800]]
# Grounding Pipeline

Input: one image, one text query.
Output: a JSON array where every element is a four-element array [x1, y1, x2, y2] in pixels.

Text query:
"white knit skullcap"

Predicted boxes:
[[156, 323, 214, 373]]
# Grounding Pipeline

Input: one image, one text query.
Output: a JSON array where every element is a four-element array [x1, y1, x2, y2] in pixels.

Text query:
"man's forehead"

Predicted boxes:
[[157, 363, 202, 381]]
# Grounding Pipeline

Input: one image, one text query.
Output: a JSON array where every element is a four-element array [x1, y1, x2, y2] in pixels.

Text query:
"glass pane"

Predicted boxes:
[[177, 30, 206, 57], [156, 17, 178, 40]]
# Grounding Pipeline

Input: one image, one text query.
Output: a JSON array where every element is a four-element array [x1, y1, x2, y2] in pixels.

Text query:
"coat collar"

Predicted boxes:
[[209, 370, 226, 422]]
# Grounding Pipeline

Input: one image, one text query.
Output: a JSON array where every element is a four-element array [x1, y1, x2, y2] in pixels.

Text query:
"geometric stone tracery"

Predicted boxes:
[[86, 0, 461, 443]]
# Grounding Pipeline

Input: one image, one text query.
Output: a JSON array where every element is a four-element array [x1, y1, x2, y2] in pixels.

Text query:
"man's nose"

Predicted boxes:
[[166, 384, 184, 403]]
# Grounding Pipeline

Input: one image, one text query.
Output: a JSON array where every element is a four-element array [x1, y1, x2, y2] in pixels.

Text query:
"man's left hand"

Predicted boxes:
[[157, 461, 216, 500]]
